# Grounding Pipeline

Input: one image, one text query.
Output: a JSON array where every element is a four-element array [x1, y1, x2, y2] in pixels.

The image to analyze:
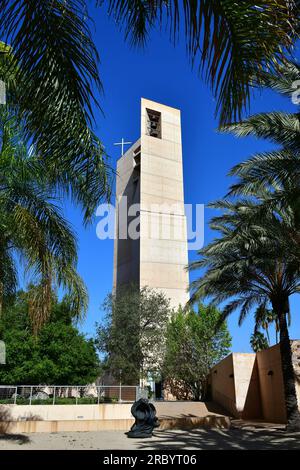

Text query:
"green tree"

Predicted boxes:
[[250, 331, 269, 353], [163, 304, 231, 401], [0, 107, 88, 332], [189, 197, 300, 431], [0, 291, 100, 385], [95, 284, 172, 385]]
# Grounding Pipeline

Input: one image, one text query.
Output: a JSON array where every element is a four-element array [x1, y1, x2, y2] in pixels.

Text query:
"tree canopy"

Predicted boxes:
[[163, 303, 231, 400], [95, 284, 172, 385], [0, 107, 88, 332], [0, 291, 100, 385]]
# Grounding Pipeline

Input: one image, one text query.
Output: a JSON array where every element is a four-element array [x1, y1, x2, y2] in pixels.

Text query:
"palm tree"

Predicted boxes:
[[250, 331, 269, 352], [191, 61, 300, 429], [107, 1, 298, 125], [0, 42, 112, 224], [0, 107, 88, 333], [0, 1, 297, 199], [189, 198, 300, 431], [254, 306, 281, 344], [219, 62, 300, 249]]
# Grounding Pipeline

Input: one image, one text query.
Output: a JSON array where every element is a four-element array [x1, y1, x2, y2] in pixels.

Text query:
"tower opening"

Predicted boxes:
[[146, 108, 161, 139]]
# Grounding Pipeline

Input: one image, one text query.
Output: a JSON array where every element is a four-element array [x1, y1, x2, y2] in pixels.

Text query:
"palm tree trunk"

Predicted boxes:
[[0, 281, 2, 317], [265, 325, 270, 345], [278, 311, 300, 431], [275, 322, 279, 344]]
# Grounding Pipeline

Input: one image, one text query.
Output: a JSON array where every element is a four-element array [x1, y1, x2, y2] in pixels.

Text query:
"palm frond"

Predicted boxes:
[[0, 109, 88, 331], [1, 2, 112, 217], [54, 262, 88, 322], [258, 60, 300, 98], [106, 1, 297, 124], [228, 149, 300, 196], [222, 112, 300, 149]]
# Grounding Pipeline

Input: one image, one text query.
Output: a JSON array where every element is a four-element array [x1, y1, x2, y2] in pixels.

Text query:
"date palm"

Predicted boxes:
[[106, 1, 298, 125], [195, 62, 300, 429], [254, 306, 283, 344], [222, 61, 300, 201], [0, 1, 297, 211], [0, 42, 112, 224], [189, 198, 300, 431], [0, 108, 88, 333], [250, 331, 269, 352]]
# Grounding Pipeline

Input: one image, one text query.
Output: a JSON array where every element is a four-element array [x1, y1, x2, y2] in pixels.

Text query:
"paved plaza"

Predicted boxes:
[[0, 427, 299, 450]]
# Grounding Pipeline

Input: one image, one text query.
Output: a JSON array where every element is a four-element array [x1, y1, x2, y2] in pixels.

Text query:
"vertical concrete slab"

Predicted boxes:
[[232, 353, 261, 419], [140, 98, 189, 308], [113, 99, 189, 309], [211, 354, 237, 417], [257, 344, 287, 423]]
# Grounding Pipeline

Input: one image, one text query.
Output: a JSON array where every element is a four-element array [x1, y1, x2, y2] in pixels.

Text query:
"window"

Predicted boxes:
[[146, 108, 161, 139]]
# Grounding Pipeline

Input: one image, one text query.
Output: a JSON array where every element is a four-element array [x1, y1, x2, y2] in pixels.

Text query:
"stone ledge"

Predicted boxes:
[[0, 415, 231, 434], [159, 415, 231, 430], [0, 419, 135, 434]]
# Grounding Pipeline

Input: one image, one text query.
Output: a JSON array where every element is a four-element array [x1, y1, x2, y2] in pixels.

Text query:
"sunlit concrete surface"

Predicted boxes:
[[0, 401, 230, 433]]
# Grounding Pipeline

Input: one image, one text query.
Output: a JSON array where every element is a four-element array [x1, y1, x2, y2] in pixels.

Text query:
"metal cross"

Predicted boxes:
[[114, 137, 132, 156]]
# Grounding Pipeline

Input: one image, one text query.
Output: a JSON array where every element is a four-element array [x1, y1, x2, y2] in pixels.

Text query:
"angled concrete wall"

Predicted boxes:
[[211, 354, 236, 417], [256, 341, 300, 423], [211, 353, 261, 419], [211, 341, 300, 423], [256, 344, 286, 423], [232, 354, 261, 419]]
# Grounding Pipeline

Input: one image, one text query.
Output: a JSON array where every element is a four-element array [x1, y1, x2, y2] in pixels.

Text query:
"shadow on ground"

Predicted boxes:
[[136, 428, 300, 450], [0, 405, 31, 445], [0, 433, 30, 445]]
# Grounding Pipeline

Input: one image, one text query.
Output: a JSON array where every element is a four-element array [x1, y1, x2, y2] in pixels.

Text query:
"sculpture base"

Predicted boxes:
[[127, 431, 153, 439]]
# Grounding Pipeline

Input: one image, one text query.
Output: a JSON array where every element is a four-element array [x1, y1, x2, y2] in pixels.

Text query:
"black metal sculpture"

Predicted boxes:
[[127, 398, 159, 438]]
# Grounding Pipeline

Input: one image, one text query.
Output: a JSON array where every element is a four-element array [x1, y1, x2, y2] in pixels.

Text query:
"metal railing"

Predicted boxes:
[[0, 385, 145, 405]]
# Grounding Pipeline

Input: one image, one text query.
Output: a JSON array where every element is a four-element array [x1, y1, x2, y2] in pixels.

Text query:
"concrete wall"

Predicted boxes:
[[0, 402, 231, 433], [211, 341, 300, 423], [291, 340, 300, 408], [211, 354, 237, 417], [232, 354, 261, 419], [0, 403, 133, 422], [256, 344, 286, 423]]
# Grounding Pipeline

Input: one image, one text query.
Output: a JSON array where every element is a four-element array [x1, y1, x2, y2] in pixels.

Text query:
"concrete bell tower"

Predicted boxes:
[[113, 98, 189, 308]]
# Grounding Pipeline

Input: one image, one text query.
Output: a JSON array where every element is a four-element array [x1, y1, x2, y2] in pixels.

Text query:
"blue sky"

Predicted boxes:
[[66, 8, 300, 352]]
